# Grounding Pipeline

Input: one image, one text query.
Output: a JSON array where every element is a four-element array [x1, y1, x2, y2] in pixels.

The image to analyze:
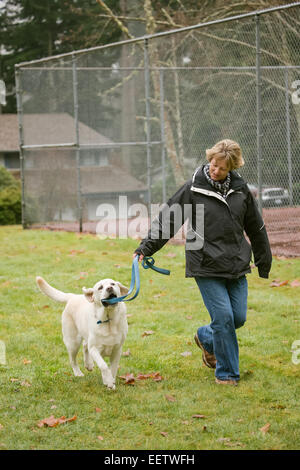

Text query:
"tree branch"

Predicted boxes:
[[95, 0, 134, 40]]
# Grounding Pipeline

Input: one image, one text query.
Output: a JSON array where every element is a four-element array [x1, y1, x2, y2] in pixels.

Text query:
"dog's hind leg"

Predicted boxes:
[[83, 340, 94, 371], [64, 335, 84, 377], [62, 312, 84, 377]]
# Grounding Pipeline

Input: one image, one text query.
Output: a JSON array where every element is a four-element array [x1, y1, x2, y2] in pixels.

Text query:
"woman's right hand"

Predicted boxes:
[[133, 252, 144, 262]]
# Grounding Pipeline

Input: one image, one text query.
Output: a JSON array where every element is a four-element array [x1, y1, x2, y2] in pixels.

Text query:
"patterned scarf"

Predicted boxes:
[[203, 164, 231, 199]]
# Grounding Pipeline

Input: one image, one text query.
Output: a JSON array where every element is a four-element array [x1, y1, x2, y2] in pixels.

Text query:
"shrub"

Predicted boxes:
[[0, 167, 22, 225]]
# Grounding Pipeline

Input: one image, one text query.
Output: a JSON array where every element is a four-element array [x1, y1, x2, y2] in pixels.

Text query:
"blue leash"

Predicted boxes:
[[101, 256, 170, 307]]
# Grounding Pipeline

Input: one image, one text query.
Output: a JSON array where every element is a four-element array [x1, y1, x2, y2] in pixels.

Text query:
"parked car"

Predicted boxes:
[[247, 184, 289, 207], [261, 187, 289, 207]]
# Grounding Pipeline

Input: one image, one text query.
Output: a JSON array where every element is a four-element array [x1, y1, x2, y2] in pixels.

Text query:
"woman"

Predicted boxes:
[[134, 139, 272, 386]]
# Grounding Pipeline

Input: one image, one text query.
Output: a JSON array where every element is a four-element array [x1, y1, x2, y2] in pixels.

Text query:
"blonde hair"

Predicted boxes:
[[206, 139, 244, 171]]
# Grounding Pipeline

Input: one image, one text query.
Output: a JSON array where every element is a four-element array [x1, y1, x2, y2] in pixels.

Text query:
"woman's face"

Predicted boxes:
[[209, 157, 230, 181]]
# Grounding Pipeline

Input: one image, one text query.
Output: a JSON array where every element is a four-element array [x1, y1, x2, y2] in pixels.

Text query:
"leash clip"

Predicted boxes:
[[101, 256, 170, 307]]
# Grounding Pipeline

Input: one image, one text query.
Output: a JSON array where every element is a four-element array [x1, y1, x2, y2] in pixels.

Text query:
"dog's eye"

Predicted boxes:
[[98, 285, 103, 290], [111, 282, 115, 286]]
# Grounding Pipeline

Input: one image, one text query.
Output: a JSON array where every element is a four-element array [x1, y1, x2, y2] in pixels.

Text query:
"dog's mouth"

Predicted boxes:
[[101, 292, 118, 306], [106, 292, 117, 300]]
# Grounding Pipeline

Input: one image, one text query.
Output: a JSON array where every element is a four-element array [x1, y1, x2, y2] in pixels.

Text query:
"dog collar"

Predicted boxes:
[[97, 318, 110, 325]]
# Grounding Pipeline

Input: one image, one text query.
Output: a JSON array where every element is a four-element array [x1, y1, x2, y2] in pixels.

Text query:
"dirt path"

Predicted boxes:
[[30, 206, 300, 258]]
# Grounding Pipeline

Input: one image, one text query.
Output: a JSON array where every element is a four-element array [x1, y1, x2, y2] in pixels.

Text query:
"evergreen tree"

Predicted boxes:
[[0, 0, 121, 112]]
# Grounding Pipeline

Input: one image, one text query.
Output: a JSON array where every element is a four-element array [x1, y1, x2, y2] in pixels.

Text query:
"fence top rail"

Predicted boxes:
[[16, 65, 300, 72], [15, 2, 300, 69]]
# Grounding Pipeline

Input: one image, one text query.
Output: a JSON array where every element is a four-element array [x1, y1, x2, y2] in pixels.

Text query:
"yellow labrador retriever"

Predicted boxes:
[[36, 276, 129, 390]]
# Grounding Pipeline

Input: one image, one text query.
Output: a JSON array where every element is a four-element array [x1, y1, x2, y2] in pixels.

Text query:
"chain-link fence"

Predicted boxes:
[[15, 3, 300, 255]]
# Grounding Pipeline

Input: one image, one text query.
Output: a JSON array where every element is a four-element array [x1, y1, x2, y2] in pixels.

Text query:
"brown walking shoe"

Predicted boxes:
[[194, 334, 216, 369], [215, 378, 238, 386]]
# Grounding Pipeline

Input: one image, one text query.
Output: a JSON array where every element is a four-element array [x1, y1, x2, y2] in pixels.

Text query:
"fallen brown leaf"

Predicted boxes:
[[153, 292, 167, 298], [270, 279, 289, 287], [160, 431, 168, 437], [95, 407, 102, 413], [218, 437, 231, 443], [260, 422, 271, 434], [136, 372, 163, 381], [97, 435, 104, 441], [37, 415, 77, 428], [119, 371, 163, 384], [224, 440, 246, 448], [136, 373, 151, 380], [192, 414, 206, 419], [0, 281, 11, 288], [68, 249, 85, 256], [118, 373, 135, 385], [122, 349, 131, 357], [150, 372, 163, 382], [21, 380, 31, 387], [165, 394, 176, 402], [78, 272, 88, 279], [142, 330, 154, 337], [290, 279, 300, 288], [22, 358, 32, 365]]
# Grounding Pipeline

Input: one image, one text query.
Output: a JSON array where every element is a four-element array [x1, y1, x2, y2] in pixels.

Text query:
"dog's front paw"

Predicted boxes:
[[107, 382, 116, 390], [102, 369, 115, 389], [74, 370, 84, 377]]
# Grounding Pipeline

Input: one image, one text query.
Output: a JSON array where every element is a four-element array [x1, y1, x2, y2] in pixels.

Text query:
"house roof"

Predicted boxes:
[[24, 165, 148, 195], [80, 165, 147, 194], [0, 113, 114, 151]]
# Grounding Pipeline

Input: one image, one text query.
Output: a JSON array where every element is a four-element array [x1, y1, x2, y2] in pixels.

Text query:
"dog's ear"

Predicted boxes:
[[117, 282, 129, 295], [82, 287, 94, 303]]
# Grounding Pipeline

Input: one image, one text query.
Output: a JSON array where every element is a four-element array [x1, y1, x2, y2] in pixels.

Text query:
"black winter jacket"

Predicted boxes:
[[135, 166, 272, 279]]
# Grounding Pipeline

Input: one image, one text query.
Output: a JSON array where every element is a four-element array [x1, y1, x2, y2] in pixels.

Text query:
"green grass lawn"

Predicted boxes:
[[0, 226, 299, 450]]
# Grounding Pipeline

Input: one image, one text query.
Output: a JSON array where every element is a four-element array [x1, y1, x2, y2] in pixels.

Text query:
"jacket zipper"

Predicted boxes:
[[190, 185, 241, 276], [190, 186, 235, 203]]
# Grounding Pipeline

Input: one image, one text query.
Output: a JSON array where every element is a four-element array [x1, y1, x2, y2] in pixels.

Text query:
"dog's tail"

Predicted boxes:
[[36, 276, 73, 303]]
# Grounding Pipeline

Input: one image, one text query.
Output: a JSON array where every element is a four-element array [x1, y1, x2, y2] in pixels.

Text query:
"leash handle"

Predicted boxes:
[[101, 256, 170, 306], [142, 256, 170, 275]]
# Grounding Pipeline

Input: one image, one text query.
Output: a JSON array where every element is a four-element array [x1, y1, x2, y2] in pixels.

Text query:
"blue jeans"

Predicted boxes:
[[195, 276, 248, 381]]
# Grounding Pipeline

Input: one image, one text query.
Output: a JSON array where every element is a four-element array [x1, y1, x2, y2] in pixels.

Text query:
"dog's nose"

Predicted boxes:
[[107, 286, 113, 292]]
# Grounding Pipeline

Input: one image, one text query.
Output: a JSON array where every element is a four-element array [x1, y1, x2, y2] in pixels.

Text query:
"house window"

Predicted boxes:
[[4, 152, 20, 169], [80, 149, 109, 167]]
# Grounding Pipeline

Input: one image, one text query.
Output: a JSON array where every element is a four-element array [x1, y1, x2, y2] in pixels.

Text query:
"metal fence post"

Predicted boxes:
[[144, 38, 152, 210], [255, 14, 263, 214], [15, 68, 26, 228], [285, 68, 293, 205], [72, 54, 82, 232], [159, 69, 166, 204]]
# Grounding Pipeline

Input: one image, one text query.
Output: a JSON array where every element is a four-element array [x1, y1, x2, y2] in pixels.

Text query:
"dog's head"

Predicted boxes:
[[82, 279, 128, 306]]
